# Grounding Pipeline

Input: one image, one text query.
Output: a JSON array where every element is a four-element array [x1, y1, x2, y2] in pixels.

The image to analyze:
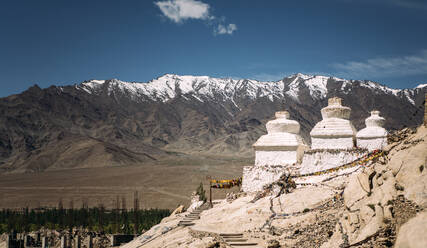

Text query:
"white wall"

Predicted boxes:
[[242, 165, 290, 192], [254, 150, 297, 166], [311, 137, 354, 150], [357, 137, 387, 151], [299, 150, 366, 174]]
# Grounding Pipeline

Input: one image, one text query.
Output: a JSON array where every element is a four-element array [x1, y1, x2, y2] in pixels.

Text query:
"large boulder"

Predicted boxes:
[[395, 211, 427, 248], [171, 205, 185, 215], [357, 172, 371, 193], [391, 127, 427, 208], [344, 174, 368, 209]]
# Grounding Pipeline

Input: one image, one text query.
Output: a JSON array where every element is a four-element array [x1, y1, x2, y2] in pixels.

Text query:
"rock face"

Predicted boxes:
[[395, 211, 427, 248], [357, 110, 388, 151], [310, 97, 357, 149], [424, 93, 427, 127], [253, 111, 305, 166], [329, 126, 427, 247]]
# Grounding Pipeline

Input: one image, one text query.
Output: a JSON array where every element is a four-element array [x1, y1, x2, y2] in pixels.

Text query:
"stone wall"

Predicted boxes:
[[299, 149, 367, 174]]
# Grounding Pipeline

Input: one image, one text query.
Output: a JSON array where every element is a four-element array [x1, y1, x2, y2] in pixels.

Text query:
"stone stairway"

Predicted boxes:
[[220, 233, 260, 247], [178, 209, 202, 227]]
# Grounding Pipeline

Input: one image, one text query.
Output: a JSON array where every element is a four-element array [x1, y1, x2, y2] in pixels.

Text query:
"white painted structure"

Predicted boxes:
[[242, 98, 389, 192], [299, 149, 366, 174], [357, 111, 388, 151], [310, 97, 357, 149], [242, 111, 305, 192], [253, 111, 305, 166], [242, 165, 291, 192]]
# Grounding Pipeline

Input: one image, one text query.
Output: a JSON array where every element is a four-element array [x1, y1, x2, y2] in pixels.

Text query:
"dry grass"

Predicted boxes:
[[0, 159, 249, 210]]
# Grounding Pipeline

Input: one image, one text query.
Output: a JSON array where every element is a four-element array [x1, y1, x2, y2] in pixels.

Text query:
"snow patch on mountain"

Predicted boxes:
[[402, 89, 415, 105], [303, 75, 328, 99], [285, 76, 300, 100]]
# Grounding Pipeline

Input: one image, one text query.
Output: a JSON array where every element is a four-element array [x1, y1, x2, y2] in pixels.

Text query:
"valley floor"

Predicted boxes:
[[0, 161, 247, 210]]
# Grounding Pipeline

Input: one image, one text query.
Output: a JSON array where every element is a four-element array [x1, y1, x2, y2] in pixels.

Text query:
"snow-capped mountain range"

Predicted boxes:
[[0, 73, 426, 173], [77, 73, 426, 106]]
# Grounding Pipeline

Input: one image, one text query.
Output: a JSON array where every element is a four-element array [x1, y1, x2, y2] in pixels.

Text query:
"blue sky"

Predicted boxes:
[[1, 0, 427, 97]]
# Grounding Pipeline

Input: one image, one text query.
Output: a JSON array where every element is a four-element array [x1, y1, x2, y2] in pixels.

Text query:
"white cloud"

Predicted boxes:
[[154, 0, 211, 23], [214, 23, 237, 35], [332, 50, 427, 78], [155, 0, 237, 35]]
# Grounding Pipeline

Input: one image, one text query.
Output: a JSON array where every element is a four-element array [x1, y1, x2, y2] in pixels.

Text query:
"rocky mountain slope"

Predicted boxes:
[[122, 125, 427, 248], [0, 74, 426, 173]]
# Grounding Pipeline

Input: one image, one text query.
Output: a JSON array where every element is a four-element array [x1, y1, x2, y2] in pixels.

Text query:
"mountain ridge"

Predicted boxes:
[[0, 73, 425, 173], [75, 73, 425, 105]]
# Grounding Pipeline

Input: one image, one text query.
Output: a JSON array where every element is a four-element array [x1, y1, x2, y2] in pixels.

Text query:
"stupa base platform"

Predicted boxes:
[[299, 148, 368, 175], [311, 137, 355, 150], [357, 137, 387, 151], [254, 150, 298, 166], [242, 164, 298, 192]]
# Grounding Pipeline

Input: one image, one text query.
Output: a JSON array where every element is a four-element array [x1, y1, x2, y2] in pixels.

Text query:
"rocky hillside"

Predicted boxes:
[[0, 74, 426, 173], [122, 125, 427, 248]]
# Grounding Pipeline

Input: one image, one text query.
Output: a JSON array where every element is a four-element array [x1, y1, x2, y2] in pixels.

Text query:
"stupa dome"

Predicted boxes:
[[364, 110, 385, 128], [266, 111, 300, 134], [357, 110, 388, 141], [310, 97, 356, 149], [320, 97, 351, 119], [252, 111, 305, 166]]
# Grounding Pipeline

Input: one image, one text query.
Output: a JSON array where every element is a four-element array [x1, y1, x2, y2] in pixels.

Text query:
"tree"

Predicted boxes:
[[196, 182, 207, 202], [133, 191, 140, 234]]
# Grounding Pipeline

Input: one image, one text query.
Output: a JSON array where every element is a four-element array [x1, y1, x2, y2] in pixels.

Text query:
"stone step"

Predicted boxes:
[[228, 242, 258, 246], [220, 233, 243, 236], [186, 214, 200, 217], [221, 235, 243, 238], [178, 222, 195, 226], [224, 239, 248, 242], [222, 235, 244, 239], [223, 237, 245, 240]]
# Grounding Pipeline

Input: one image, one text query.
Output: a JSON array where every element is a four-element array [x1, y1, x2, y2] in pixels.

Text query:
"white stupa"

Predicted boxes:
[[300, 97, 367, 174], [253, 111, 305, 166], [310, 97, 357, 150], [357, 110, 388, 151], [242, 111, 305, 192]]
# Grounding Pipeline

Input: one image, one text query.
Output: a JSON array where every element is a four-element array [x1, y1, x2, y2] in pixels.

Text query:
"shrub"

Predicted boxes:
[[196, 182, 207, 202]]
